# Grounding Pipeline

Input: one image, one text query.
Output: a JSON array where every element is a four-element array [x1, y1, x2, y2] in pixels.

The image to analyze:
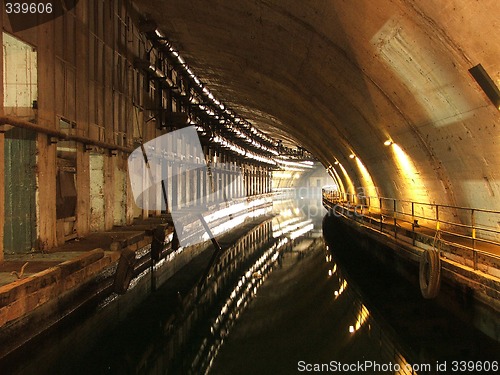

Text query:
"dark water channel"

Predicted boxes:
[[211, 214, 499, 375], [209, 213, 499, 375], [8, 200, 499, 375]]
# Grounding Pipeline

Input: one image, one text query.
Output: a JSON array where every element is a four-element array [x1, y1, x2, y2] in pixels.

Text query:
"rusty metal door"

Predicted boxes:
[[4, 127, 37, 253]]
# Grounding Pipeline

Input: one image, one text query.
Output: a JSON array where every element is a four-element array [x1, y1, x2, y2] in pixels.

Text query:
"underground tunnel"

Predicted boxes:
[[0, 1, 499, 374]]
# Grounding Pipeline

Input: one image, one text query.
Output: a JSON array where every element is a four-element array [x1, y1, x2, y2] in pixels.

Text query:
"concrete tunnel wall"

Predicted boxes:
[[0, 2, 275, 257], [133, 0, 500, 221]]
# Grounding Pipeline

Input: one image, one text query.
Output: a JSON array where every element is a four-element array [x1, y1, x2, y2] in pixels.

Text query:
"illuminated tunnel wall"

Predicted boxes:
[[132, 1, 499, 227]]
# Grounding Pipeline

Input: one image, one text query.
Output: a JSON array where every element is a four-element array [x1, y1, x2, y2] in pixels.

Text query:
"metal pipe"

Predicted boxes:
[[0, 116, 134, 153]]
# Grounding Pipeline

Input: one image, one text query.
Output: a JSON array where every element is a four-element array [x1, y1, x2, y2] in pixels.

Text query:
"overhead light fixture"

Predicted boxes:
[[334, 160, 339, 165], [349, 154, 355, 159], [384, 140, 393, 146]]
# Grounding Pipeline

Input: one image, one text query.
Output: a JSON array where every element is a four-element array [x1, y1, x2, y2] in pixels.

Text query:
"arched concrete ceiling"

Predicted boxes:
[[133, 0, 500, 211]]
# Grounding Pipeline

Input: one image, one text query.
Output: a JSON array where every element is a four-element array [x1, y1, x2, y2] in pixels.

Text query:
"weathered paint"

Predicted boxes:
[[3, 127, 37, 253], [2, 32, 37, 119], [113, 156, 127, 226], [89, 153, 105, 232]]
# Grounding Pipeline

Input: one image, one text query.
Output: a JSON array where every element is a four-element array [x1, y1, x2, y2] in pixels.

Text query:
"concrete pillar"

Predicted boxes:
[[235, 163, 240, 198], [252, 166, 256, 196], [153, 152, 161, 215], [243, 164, 246, 197], [248, 166, 251, 196], [268, 169, 272, 193], [104, 153, 115, 229], [202, 167, 207, 204], [262, 168, 265, 194], [171, 158, 178, 210], [207, 149, 213, 203], [196, 168, 201, 205], [264, 168, 267, 193], [189, 142, 194, 207], [185, 142, 191, 207], [241, 165, 244, 198], [256, 167, 260, 195], [214, 152, 219, 202], [223, 164, 228, 201], [181, 142, 187, 209], [258, 167, 261, 195], [244, 166, 248, 197], [75, 143, 90, 236], [177, 137, 183, 208], [255, 167, 260, 194], [259, 167, 263, 195], [191, 167, 196, 206], [251, 166, 255, 196], [166, 137, 173, 212], [161, 154, 168, 212], [231, 161, 236, 199], [37, 134, 58, 250]]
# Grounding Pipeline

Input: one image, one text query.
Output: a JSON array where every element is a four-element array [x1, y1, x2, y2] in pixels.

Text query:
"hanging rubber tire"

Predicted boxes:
[[419, 249, 441, 299], [113, 248, 137, 294]]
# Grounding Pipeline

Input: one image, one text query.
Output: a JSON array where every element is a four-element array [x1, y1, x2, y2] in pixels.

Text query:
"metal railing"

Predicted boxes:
[[322, 189, 500, 271]]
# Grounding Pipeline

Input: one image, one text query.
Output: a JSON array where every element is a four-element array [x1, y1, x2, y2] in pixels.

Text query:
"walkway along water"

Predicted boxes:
[[3, 206, 497, 374]]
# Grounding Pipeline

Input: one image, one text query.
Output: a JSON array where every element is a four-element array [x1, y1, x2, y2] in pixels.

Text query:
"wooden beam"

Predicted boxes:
[[37, 133, 57, 250], [76, 143, 90, 236], [104, 155, 115, 230]]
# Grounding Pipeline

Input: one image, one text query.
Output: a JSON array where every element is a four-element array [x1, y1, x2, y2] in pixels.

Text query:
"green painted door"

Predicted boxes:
[[4, 127, 37, 254]]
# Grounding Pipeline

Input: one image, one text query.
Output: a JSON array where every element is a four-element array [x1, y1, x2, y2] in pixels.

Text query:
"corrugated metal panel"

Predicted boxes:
[[4, 127, 37, 253]]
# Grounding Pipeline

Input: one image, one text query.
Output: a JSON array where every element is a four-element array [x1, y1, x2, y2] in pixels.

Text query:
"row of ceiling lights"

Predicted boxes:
[[145, 24, 281, 163], [140, 22, 316, 171]]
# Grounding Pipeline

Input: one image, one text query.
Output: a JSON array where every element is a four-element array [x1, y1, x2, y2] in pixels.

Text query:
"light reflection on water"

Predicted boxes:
[[208, 208, 418, 375], [196, 237, 288, 374], [74, 200, 318, 375], [68, 197, 498, 375], [63, 198, 426, 375], [184, 201, 318, 374], [321, 235, 417, 375]]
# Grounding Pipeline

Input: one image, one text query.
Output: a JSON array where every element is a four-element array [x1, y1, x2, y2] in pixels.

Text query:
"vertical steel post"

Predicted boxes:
[[379, 197, 383, 232], [471, 209, 477, 270], [436, 204, 439, 231], [411, 201, 415, 246], [393, 199, 397, 239]]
